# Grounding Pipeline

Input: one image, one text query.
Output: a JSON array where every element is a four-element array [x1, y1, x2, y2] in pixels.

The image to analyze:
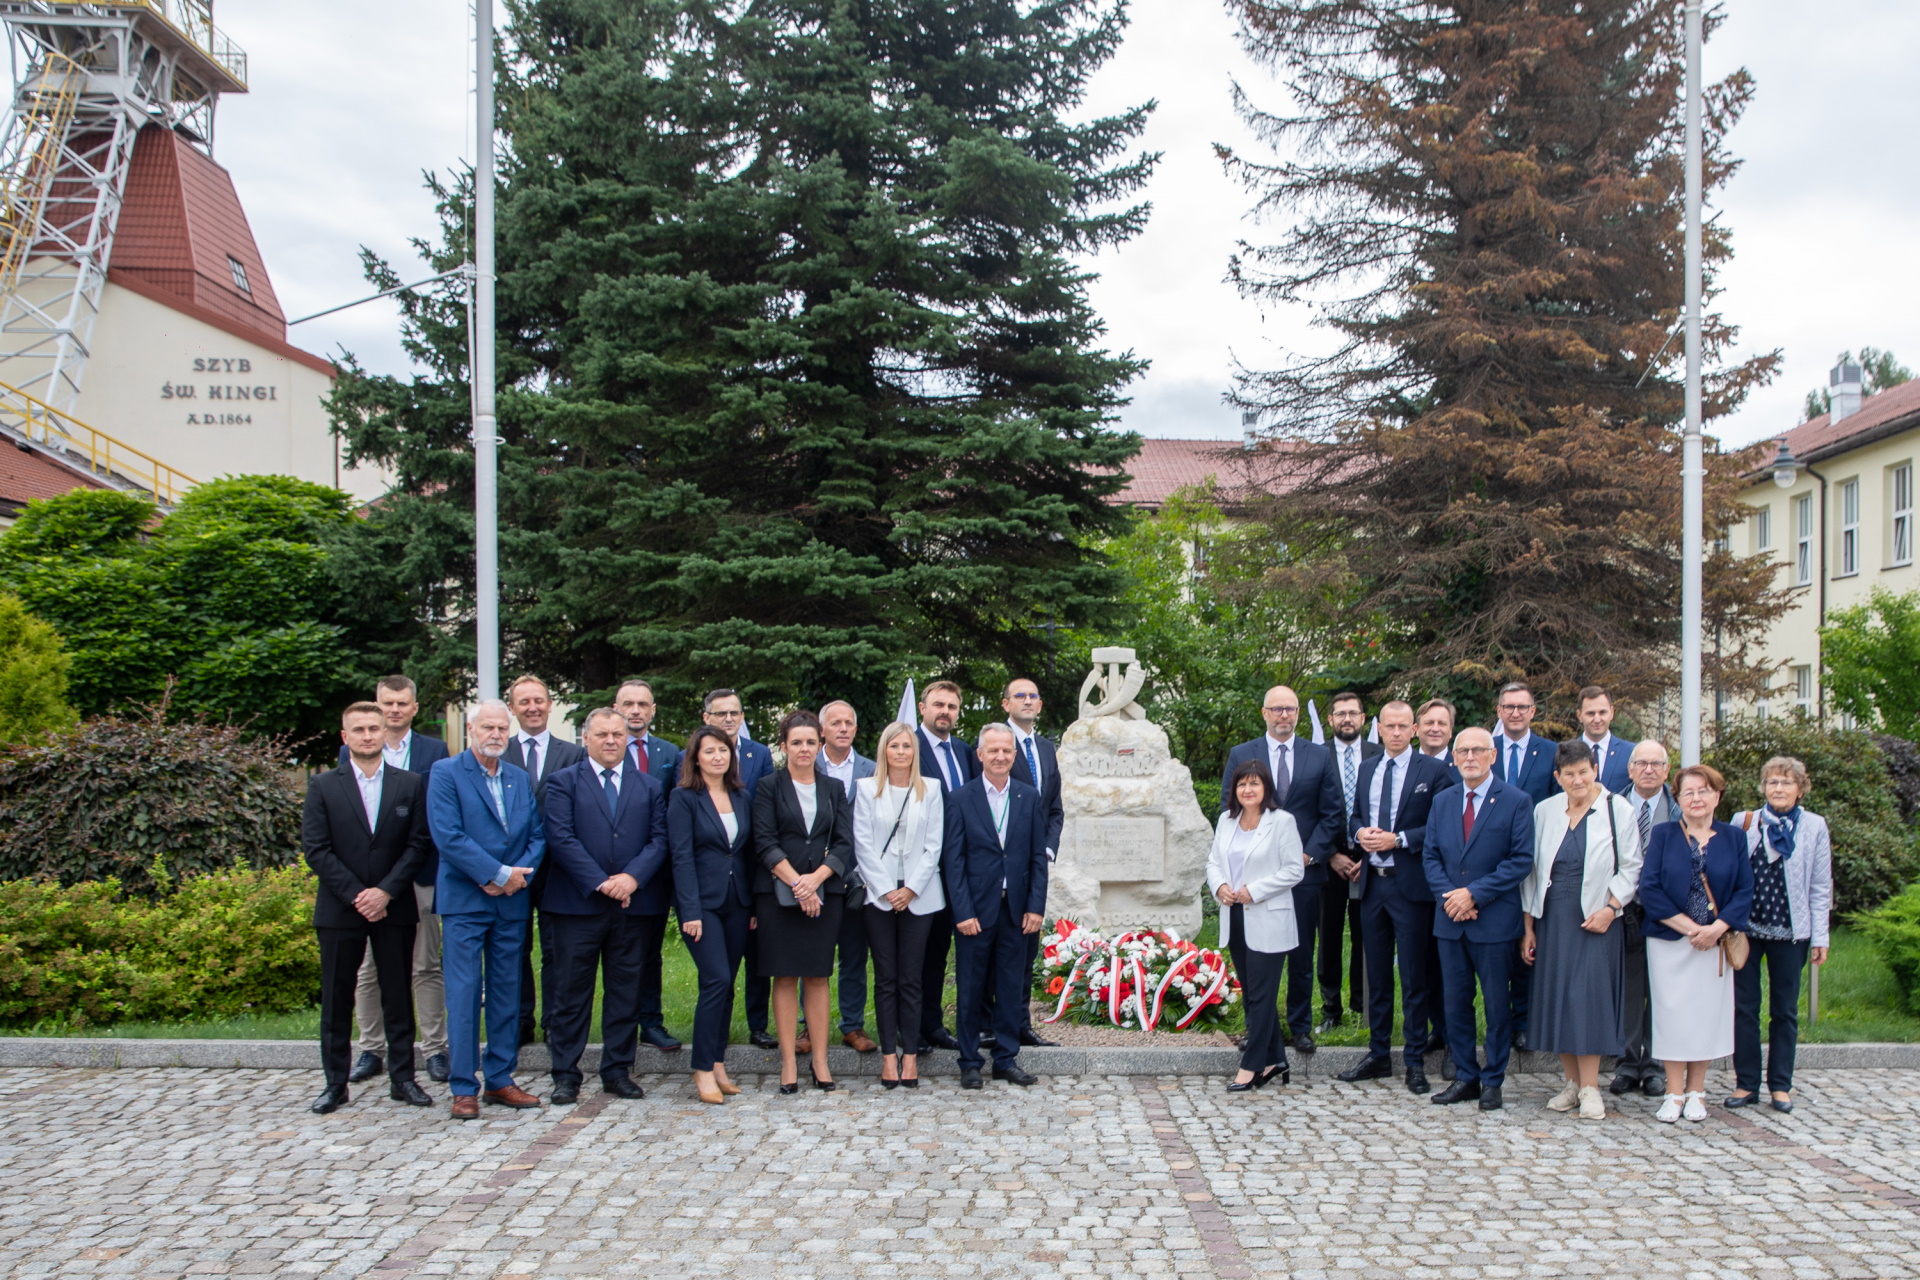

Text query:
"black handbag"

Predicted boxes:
[[1608, 795, 1644, 947]]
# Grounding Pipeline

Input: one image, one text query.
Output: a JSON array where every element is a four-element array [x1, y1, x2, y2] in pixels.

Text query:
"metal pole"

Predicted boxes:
[[1679, 0, 1704, 767], [473, 0, 500, 702]]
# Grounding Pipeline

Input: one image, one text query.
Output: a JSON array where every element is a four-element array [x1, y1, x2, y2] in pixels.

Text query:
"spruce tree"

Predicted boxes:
[[1222, 0, 1787, 716], [329, 0, 1154, 730]]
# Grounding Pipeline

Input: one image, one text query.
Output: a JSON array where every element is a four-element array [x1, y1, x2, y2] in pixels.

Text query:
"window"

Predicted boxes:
[[227, 255, 250, 295], [1752, 504, 1772, 553], [1795, 495, 1813, 585], [1839, 479, 1860, 576], [1793, 664, 1814, 716], [1893, 463, 1913, 567]]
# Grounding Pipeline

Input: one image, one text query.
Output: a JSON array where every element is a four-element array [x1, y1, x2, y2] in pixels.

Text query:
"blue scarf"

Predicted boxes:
[[1759, 804, 1800, 862]]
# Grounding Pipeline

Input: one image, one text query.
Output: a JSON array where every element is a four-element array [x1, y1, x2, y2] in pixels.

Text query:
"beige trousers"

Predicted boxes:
[[353, 882, 447, 1057]]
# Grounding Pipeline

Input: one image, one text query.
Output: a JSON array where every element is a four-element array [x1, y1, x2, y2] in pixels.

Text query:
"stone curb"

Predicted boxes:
[[2, 1038, 1916, 1074]]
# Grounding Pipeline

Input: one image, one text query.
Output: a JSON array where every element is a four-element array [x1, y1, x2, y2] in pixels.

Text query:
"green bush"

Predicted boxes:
[[0, 700, 302, 896], [0, 593, 76, 744], [1854, 881, 1920, 1014], [1706, 718, 1920, 917], [0, 867, 319, 1029]]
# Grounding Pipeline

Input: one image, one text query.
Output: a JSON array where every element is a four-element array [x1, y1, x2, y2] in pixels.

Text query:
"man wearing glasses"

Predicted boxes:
[[1220, 686, 1345, 1055], [1488, 680, 1557, 1051], [1613, 740, 1680, 1098]]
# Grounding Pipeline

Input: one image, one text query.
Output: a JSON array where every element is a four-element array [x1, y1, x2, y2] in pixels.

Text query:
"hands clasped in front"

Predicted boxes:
[[956, 912, 1043, 936], [481, 866, 535, 897]]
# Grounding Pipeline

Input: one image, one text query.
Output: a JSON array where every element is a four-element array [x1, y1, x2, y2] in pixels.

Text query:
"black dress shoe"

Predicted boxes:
[[1770, 1096, 1794, 1113], [426, 1053, 450, 1083], [924, 1027, 961, 1051], [1608, 1073, 1638, 1096], [1406, 1067, 1430, 1095], [1019, 1029, 1058, 1048], [1724, 1091, 1759, 1109], [550, 1081, 580, 1105], [959, 1067, 983, 1090], [1336, 1055, 1392, 1083], [978, 1033, 997, 1050], [1226, 1075, 1259, 1093], [993, 1063, 1038, 1087], [1315, 1015, 1341, 1035], [347, 1052, 384, 1084], [1642, 1076, 1667, 1098], [1510, 1029, 1528, 1052], [640, 1026, 683, 1052], [310, 1084, 349, 1114], [1431, 1079, 1481, 1105], [1478, 1085, 1504, 1111], [1290, 1033, 1317, 1055], [1256, 1063, 1290, 1088], [390, 1079, 432, 1107], [602, 1075, 645, 1099], [749, 1029, 779, 1050]]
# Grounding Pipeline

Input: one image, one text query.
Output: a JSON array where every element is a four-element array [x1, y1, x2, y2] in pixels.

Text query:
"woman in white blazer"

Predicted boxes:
[[1207, 759, 1305, 1093], [1520, 738, 1643, 1119], [852, 721, 947, 1089]]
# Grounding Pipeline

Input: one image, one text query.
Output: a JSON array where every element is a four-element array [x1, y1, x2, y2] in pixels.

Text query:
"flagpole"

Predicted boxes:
[[473, 0, 500, 702], [1679, 0, 1704, 766]]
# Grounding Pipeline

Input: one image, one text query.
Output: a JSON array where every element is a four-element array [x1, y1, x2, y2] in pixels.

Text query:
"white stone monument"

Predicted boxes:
[[1048, 647, 1212, 935]]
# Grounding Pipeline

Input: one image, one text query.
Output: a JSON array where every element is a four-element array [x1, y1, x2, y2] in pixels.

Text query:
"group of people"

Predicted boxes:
[[302, 674, 1064, 1117], [1209, 682, 1833, 1121]]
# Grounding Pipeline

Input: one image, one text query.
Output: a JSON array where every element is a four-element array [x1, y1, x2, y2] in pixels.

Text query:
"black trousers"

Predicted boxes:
[[1227, 906, 1286, 1074], [1358, 869, 1434, 1060], [1508, 937, 1532, 1038], [742, 924, 770, 1034], [865, 905, 935, 1056], [1318, 878, 1364, 1019], [542, 909, 648, 1086], [1619, 933, 1655, 1080], [920, 905, 955, 1039], [1734, 937, 1810, 1094], [1282, 880, 1322, 1039], [319, 919, 416, 1087], [1021, 927, 1043, 1032], [517, 909, 557, 1033], [953, 898, 1027, 1071], [635, 911, 671, 1033], [684, 900, 751, 1071]]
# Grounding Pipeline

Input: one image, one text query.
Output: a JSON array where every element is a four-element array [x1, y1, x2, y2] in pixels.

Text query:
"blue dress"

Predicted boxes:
[[1530, 812, 1625, 1056]]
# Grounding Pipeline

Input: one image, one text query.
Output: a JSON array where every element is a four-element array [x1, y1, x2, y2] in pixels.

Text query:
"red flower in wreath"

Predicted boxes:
[[1046, 977, 1066, 995]]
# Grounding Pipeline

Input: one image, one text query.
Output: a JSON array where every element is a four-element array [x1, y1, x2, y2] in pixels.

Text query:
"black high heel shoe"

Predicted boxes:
[[779, 1063, 800, 1095], [1256, 1063, 1289, 1088], [810, 1064, 836, 1092], [880, 1074, 900, 1090], [1226, 1073, 1259, 1093]]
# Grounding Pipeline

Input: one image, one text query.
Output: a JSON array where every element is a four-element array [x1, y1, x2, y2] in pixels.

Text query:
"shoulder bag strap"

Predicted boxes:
[[879, 790, 911, 888], [1607, 794, 1620, 876]]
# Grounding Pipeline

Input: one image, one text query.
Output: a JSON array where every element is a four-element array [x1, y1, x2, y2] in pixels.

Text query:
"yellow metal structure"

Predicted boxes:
[[0, 52, 80, 300], [0, 374, 195, 504]]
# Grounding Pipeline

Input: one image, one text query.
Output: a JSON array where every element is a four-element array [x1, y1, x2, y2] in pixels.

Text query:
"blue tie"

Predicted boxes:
[[602, 768, 619, 816], [1023, 737, 1040, 787], [940, 740, 962, 791], [1381, 758, 1397, 832], [1508, 742, 1521, 785]]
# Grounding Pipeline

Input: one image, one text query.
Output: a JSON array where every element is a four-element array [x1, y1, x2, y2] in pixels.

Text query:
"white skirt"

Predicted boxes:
[[1647, 935, 1735, 1062]]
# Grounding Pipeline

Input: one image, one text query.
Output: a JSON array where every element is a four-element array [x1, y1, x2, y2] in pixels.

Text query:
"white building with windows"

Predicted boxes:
[[1729, 361, 1920, 720]]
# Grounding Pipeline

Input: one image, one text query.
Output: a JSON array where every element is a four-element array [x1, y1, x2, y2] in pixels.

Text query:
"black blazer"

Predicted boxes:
[[303, 763, 434, 929], [1346, 749, 1454, 901], [668, 785, 754, 916], [1003, 729, 1065, 859], [337, 732, 449, 885], [1325, 737, 1382, 853], [751, 768, 855, 895], [1220, 736, 1345, 880]]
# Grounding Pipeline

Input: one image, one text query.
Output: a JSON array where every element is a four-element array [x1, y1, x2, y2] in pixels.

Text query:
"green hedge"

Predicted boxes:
[[1856, 881, 1920, 1015], [0, 867, 318, 1029]]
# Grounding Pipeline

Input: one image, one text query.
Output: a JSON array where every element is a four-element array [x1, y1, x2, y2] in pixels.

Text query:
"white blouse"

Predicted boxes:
[[793, 780, 818, 831]]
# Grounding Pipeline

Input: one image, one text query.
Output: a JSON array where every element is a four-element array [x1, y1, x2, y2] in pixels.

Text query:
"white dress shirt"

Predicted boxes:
[[597, 763, 622, 800], [1009, 723, 1044, 785], [793, 779, 818, 831], [354, 761, 384, 831], [517, 729, 554, 780], [382, 732, 412, 772], [1584, 732, 1615, 768], [1267, 733, 1295, 792], [1332, 738, 1364, 814], [984, 773, 1011, 889], [920, 726, 964, 792], [1499, 730, 1534, 783], [818, 748, 858, 795], [1367, 746, 1413, 866]]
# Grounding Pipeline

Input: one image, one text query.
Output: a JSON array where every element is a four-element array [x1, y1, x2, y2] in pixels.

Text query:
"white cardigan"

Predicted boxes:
[[852, 780, 946, 915], [1205, 809, 1305, 954], [1522, 791, 1643, 921]]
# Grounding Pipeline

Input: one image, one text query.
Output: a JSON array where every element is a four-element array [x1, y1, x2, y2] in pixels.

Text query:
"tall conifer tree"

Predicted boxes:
[[329, 0, 1154, 726]]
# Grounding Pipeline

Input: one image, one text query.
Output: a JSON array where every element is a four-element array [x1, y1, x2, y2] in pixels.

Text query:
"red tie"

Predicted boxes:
[[632, 740, 649, 774], [1462, 791, 1477, 843]]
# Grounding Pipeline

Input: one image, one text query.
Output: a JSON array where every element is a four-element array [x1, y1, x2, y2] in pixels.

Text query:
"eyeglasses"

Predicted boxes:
[[1630, 759, 1666, 769], [1497, 703, 1535, 713], [1454, 746, 1493, 756], [1264, 705, 1300, 714], [707, 709, 743, 720], [1676, 788, 1717, 801], [1009, 692, 1042, 701]]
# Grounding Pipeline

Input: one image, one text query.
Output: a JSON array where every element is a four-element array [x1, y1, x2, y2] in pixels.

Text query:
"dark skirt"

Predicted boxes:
[[753, 891, 845, 978], [1532, 823, 1625, 1057]]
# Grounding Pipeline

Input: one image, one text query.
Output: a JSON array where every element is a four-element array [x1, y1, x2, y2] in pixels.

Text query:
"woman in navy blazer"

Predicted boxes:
[[668, 725, 754, 1106], [1638, 763, 1752, 1124]]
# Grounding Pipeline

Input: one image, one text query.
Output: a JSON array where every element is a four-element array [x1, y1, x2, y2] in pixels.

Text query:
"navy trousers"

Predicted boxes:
[[1436, 933, 1516, 1088], [683, 900, 751, 1071], [1734, 937, 1810, 1094], [1282, 880, 1322, 1038], [953, 898, 1028, 1072], [1359, 869, 1434, 1061], [542, 909, 648, 1087]]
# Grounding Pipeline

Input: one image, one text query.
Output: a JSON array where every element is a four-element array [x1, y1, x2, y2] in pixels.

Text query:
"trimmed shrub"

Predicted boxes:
[[1706, 719, 1920, 917], [0, 593, 77, 744], [0, 867, 319, 1028], [1854, 881, 1920, 1014], [0, 701, 302, 897]]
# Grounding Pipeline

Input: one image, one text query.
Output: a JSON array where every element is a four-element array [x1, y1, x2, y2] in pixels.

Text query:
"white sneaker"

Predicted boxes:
[[1656, 1094, 1683, 1123], [1548, 1081, 1580, 1112], [1683, 1091, 1708, 1122], [1578, 1086, 1605, 1120]]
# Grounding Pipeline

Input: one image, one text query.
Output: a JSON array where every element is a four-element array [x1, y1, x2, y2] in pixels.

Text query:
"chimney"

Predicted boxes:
[[1242, 410, 1259, 451], [1830, 359, 1864, 422]]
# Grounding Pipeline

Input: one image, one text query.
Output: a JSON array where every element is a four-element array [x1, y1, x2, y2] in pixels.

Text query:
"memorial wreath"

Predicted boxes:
[[1033, 918, 1239, 1031]]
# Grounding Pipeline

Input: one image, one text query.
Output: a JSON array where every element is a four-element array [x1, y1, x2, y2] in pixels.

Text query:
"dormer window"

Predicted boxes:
[[227, 255, 250, 294]]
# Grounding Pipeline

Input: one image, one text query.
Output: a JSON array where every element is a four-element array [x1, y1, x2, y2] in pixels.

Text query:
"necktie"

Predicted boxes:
[[632, 739, 649, 774], [1508, 742, 1520, 784], [1462, 790, 1477, 843], [1381, 758, 1398, 832], [602, 767, 619, 816], [1592, 740, 1604, 768], [1023, 737, 1040, 787], [1271, 742, 1291, 806], [940, 740, 961, 791], [1638, 796, 1652, 850], [524, 736, 541, 782], [1340, 746, 1357, 819]]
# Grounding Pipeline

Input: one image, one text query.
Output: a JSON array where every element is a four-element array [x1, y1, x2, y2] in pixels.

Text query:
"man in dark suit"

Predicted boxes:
[[1219, 685, 1344, 1054], [504, 675, 588, 1047], [305, 702, 437, 1114], [987, 677, 1063, 1049], [1412, 696, 1459, 1061], [1575, 685, 1634, 795], [540, 707, 670, 1104], [944, 724, 1049, 1090], [1614, 739, 1681, 1098], [615, 678, 683, 1051], [1422, 726, 1535, 1111], [1319, 691, 1379, 1034], [1488, 679, 1555, 1051], [341, 674, 453, 1086], [916, 679, 976, 1052], [1334, 701, 1451, 1094], [702, 687, 776, 1045], [429, 700, 547, 1119], [816, 699, 878, 1053]]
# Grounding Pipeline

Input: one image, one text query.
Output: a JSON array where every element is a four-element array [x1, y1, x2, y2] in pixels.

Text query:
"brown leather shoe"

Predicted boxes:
[[795, 1031, 812, 1056], [482, 1084, 541, 1109], [842, 1029, 878, 1054], [450, 1095, 480, 1120]]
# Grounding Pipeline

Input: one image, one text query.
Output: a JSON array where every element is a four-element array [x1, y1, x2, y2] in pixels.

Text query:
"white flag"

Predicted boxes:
[[896, 678, 918, 729], [1367, 716, 1379, 744], [1307, 699, 1324, 745], [739, 719, 754, 743]]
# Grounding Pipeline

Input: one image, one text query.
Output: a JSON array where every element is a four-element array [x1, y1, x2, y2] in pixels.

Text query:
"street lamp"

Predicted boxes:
[[1770, 438, 1802, 490]]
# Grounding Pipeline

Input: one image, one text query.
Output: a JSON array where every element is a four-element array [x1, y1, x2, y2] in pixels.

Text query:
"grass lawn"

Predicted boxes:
[[9, 919, 1911, 1045]]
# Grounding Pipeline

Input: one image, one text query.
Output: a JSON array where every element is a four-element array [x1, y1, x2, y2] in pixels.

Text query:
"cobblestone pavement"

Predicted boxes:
[[3, 1064, 1918, 1279]]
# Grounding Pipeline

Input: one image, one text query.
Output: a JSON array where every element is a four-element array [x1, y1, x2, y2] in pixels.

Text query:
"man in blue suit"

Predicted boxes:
[[817, 700, 879, 1052], [540, 707, 669, 1105], [342, 675, 453, 1086], [615, 678, 684, 1051], [1334, 701, 1453, 1094], [428, 701, 547, 1119], [943, 724, 1049, 1090], [999, 677, 1063, 1049], [1219, 685, 1345, 1054], [916, 679, 977, 1053], [1489, 679, 1555, 1050], [1575, 685, 1633, 795], [1422, 726, 1535, 1111], [703, 688, 776, 1045]]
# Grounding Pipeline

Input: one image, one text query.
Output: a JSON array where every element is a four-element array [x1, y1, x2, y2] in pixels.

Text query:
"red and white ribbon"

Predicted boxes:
[[1173, 950, 1231, 1030]]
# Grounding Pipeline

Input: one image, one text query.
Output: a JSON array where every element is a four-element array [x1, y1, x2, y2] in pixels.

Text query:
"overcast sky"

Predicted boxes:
[[205, 0, 1920, 452]]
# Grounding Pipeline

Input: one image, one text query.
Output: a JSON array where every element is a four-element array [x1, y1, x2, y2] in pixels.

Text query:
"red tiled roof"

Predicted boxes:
[[1107, 438, 1306, 510], [0, 442, 107, 509], [1764, 378, 1920, 468], [108, 125, 287, 343]]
